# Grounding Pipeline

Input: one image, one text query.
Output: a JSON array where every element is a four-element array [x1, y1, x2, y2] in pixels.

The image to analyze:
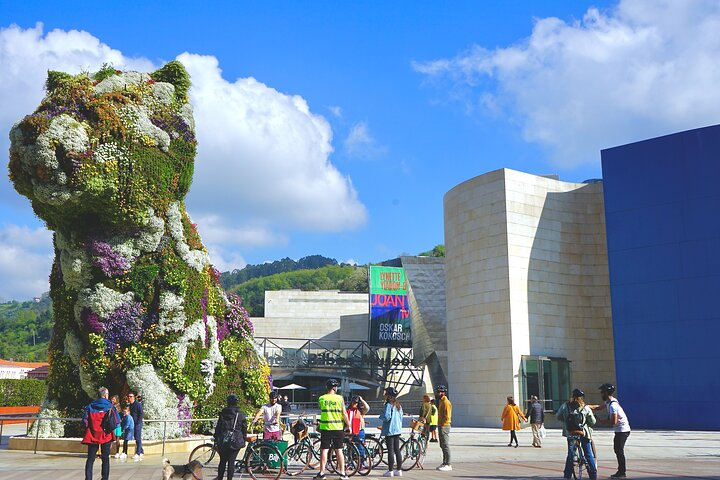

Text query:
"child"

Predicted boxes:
[[117, 406, 135, 459]]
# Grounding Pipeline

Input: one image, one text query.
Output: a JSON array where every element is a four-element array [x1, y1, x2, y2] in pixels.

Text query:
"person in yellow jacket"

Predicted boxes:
[[315, 378, 350, 480], [429, 398, 439, 442], [436, 385, 452, 472], [501, 395, 527, 448]]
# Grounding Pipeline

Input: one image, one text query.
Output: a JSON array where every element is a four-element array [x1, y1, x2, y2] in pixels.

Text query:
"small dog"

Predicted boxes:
[[162, 458, 204, 480]]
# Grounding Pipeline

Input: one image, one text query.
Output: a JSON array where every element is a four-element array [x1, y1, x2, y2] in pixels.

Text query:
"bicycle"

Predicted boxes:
[[400, 418, 428, 471], [189, 430, 284, 480], [282, 414, 322, 476], [567, 434, 589, 480], [327, 434, 362, 477]]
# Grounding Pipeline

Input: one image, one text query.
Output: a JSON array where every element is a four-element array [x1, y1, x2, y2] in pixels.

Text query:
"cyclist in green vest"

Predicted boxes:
[[315, 378, 351, 480]]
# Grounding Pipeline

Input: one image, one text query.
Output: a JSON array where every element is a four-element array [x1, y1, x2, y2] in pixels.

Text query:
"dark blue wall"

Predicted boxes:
[[602, 124, 720, 431]]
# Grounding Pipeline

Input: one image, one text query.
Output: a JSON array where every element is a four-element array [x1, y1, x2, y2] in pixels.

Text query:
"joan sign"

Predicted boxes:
[[368, 266, 412, 348]]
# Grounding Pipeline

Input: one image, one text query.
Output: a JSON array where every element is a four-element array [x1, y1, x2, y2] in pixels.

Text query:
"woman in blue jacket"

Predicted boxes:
[[379, 387, 403, 477]]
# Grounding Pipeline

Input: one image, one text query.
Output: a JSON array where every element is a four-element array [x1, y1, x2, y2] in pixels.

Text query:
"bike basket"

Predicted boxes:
[[410, 420, 426, 433]]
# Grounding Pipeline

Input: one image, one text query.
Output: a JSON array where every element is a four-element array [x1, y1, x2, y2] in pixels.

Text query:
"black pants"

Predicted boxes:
[[614, 431, 630, 474], [386, 434, 402, 471], [509, 430, 518, 445], [218, 447, 240, 480], [85, 441, 111, 480]]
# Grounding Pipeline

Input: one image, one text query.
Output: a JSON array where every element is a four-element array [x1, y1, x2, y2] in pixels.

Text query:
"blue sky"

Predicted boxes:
[[2, 0, 720, 300]]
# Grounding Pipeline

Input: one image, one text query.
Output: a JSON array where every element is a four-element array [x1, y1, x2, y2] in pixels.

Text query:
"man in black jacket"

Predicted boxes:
[[525, 395, 545, 448], [127, 392, 144, 459], [215, 394, 247, 480]]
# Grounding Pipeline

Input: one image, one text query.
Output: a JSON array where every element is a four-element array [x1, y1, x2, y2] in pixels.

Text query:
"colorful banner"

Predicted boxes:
[[368, 266, 412, 347]]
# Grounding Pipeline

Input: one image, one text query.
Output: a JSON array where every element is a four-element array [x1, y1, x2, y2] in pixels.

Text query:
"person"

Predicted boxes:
[[436, 385, 452, 472], [525, 395, 545, 448], [593, 383, 631, 478], [109, 395, 122, 455], [82, 386, 120, 480], [252, 390, 283, 440], [418, 394, 432, 438], [127, 391, 144, 460], [214, 393, 248, 480], [315, 378, 351, 480], [557, 388, 597, 480], [501, 395, 526, 448], [279, 394, 291, 427], [379, 387, 403, 477], [347, 395, 370, 466], [116, 405, 134, 459], [429, 398, 439, 442]]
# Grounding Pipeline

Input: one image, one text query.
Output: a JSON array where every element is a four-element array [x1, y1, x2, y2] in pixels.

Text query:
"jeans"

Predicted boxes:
[[134, 422, 144, 454], [614, 431, 631, 474], [353, 430, 366, 459], [385, 434, 402, 471], [85, 441, 111, 480], [439, 425, 451, 465], [218, 447, 240, 480], [564, 437, 597, 479]]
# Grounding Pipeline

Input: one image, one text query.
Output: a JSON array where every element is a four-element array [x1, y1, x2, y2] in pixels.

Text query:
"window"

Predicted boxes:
[[520, 356, 571, 412]]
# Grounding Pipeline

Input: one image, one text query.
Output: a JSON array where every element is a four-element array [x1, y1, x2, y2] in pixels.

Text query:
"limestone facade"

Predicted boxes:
[[444, 168, 615, 427]]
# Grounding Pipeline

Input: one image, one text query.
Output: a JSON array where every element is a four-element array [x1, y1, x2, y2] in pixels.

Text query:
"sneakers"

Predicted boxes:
[[339, 476, 350, 480], [429, 439, 438, 442], [610, 473, 627, 478], [312, 474, 326, 480], [133, 453, 143, 461], [394, 470, 402, 476], [383, 471, 394, 477], [438, 464, 453, 472], [114, 452, 120, 459], [118, 453, 127, 460]]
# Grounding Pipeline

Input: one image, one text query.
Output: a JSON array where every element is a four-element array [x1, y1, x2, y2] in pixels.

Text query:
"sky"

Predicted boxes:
[[1, 0, 720, 300]]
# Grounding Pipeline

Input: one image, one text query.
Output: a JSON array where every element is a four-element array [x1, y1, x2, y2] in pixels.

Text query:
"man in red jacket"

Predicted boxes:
[[83, 386, 119, 480]]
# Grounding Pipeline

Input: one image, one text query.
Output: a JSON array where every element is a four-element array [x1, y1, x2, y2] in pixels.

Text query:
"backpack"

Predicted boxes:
[[220, 412, 246, 450], [101, 408, 119, 434], [565, 403, 585, 433]]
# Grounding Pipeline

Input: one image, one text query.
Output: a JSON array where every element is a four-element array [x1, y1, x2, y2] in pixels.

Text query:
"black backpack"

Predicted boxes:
[[101, 408, 118, 434], [565, 402, 585, 433]]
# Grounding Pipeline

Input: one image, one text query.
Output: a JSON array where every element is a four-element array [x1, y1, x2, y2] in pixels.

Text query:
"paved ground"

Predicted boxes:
[[1, 423, 719, 479]]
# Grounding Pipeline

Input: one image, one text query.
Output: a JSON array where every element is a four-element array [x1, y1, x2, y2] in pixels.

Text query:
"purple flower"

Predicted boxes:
[[224, 293, 253, 339], [88, 240, 129, 277], [176, 395, 192, 438], [103, 302, 143, 354], [201, 289, 209, 347], [81, 309, 103, 333]]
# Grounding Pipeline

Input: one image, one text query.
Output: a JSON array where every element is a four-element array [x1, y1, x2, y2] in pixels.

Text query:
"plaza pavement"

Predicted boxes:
[[1, 423, 719, 479]]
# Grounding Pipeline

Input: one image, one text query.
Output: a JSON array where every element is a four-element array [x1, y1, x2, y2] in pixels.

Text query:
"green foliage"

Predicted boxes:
[[45, 70, 74, 93], [228, 264, 367, 316], [220, 255, 338, 289], [419, 244, 445, 257], [0, 379, 47, 406], [151, 61, 191, 104], [93, 63, 119, 82], [83, 333, 109, 382], [0, 297, 52, 362], [128, 263, 160, 303]]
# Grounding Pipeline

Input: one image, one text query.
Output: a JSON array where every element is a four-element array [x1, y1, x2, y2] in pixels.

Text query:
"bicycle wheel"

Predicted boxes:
[[283, 441, 310, 476], [245, 443, 283, 480], [328, 441, 361, 476], [189, 443, 217, 467], [415, 436, 428, 470], [572, 442, 587, 480], [309, 437, 322, 469], [364, 436, 384, 468], [400, 437, 420, 471]]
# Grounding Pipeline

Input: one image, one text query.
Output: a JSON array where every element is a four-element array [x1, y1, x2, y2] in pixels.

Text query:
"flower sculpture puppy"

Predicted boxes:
[[9, 62, 269, 438]]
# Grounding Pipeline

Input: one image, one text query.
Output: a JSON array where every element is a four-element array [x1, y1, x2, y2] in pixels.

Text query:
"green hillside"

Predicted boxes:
[[0, 296, 53, 361]]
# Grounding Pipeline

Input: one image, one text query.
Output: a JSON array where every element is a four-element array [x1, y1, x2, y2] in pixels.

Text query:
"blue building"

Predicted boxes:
[[602, 125, 720, 431]]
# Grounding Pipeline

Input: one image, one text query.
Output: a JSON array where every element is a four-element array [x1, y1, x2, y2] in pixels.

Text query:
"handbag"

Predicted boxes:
[[539, 425, 547, 438], [221, 412, 239, 448]]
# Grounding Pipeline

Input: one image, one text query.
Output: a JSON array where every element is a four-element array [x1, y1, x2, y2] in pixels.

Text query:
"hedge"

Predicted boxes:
[[0, 378, 47, 406]]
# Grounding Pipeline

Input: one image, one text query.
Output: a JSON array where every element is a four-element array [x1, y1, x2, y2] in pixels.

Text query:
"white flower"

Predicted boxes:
[[178, 104, 195, 133], [137, 208, 165, 252], [55, 232, 92, 291], [118, 104, 171, 152], [159, 292, 187, 334], [75, 283, 134, 322], [148, 82, 175, 107], [29, 400, 65, 438], [126, 364, 183, 439], [166, 202, 209, 272], [93, 142, 127, 164], [93, 71, 151, 95]]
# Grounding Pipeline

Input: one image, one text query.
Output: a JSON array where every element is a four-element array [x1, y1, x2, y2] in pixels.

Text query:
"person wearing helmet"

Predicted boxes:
[[316, 379, 351, 480], [379, 386, 403, 476], [252, 390, 283, 441], [347, 395, 370, 466], [501, 395, 527, 448], [592, 384, 631, 478], [435, 385, 452, 472], [556, 388, 597, 480], [214, 393, 247, 480]]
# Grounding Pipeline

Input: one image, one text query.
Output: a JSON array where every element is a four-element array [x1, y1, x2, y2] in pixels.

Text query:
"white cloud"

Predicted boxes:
[[344, 121, 387, 159], [0, 25, 368, 296], [413, 0, 720, 167], [0, 224, 53, 300], [328, 106, 343, 118]]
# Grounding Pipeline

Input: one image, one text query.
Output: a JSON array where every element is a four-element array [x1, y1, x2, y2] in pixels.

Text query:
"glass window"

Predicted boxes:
[[521, 356, 571, 412]]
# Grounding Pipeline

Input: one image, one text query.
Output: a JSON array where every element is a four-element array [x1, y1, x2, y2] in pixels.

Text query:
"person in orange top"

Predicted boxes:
[[501, 395, 526, 448]]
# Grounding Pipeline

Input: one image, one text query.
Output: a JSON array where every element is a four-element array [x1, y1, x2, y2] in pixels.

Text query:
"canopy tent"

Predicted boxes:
[[347, 382, 370, 390], [277, 383, 306, 402]]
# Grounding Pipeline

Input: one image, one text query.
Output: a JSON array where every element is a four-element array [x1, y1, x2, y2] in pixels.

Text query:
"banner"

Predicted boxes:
[[368, 266, 412, 347]]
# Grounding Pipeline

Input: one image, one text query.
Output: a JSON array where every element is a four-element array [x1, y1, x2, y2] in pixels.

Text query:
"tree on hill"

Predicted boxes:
[[419, 244, 445, 257], [220, 255, 338, 289]]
